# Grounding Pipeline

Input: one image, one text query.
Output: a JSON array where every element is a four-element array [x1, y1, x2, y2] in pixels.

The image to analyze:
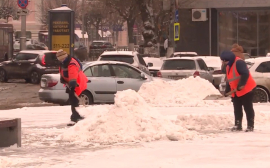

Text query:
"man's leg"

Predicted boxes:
[[241, 90, 255, 131], [232, 96, 243, 131], [69, 90, 83, 122]]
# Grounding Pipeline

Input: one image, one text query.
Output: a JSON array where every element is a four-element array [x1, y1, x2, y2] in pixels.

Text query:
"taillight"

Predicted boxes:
[[47, 80, 58, 87], [157, 71, 162, 77], [212, 70, 222, 74], [193, 71, 200, 77], [41, 55, 46, 66]]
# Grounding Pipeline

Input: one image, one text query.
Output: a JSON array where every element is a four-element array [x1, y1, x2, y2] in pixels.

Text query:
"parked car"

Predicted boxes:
[[219, 57, 270, 103], [0, 50, 59, 84], [89, 41, 115, 58], [97, 51, 150, 75], [157, 57, 214, 83], [74, 41, 88, 62], [38, 61, 171, 105], [196, 56, 223, 88], [143, 57, 164, 77], [13, 39, 48, 56], [169, 52, 198, 58]]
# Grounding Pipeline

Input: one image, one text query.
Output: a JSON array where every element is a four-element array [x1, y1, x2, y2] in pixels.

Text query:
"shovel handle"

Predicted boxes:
[[225, 86, 244, 96]]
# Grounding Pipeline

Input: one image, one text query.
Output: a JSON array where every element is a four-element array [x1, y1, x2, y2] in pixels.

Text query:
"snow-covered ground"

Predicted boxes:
[[1, 77, 270, 168]]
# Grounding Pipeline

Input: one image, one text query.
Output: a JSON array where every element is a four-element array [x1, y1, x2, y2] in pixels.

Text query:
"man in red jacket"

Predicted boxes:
[[56, 49, 88, 123]]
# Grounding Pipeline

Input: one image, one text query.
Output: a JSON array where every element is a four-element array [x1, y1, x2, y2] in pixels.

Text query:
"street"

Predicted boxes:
[[0, 80, 55, 110]]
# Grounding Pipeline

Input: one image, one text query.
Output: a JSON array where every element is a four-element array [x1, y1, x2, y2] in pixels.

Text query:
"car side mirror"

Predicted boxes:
[[140, 73, 147, 80]]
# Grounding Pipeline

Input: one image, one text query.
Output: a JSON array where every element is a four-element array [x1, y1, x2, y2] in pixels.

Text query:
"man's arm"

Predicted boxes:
[[236, 60, 249, 90], [68, 64, 79, 89]]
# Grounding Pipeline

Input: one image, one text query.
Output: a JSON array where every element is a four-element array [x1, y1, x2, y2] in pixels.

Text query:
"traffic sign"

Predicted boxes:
[[17, 9, 29, 15], [175, 9, 179, 22], [17, 0, 29, 9]]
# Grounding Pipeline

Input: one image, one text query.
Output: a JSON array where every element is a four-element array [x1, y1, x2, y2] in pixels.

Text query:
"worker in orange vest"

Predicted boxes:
[[56, 49, 88, 125], [220, 50, 256, 132]]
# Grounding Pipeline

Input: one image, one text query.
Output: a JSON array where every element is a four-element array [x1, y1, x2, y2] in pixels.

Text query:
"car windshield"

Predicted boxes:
[[162, 59, 196, 70], [100, 55, 134, 64]]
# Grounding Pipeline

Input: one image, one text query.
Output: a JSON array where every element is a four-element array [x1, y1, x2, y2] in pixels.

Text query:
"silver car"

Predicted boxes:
[[38, 61, 167, 105], [157, 57, 214, 83]]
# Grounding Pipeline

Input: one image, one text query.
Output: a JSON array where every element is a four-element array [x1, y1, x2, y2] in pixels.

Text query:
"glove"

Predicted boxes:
[[69, 80, 77, 90], [60, 77, 66, 84], [237, 85, 244, 91]]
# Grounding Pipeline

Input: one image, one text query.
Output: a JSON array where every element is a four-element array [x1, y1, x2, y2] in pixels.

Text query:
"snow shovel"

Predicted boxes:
[[203, 89, 237, 100]]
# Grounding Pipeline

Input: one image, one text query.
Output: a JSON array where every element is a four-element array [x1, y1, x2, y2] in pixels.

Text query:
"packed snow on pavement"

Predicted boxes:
[[1, 77, 270, 168]]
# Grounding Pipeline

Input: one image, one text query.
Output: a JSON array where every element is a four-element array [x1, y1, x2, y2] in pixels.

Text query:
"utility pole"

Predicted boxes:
[[17, 0, 29, 51], [167, 0, 175, 57]]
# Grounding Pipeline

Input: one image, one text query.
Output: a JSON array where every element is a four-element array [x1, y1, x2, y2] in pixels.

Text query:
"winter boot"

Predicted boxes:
[[231, 120, 242, 131], [70, 112, 84, 123], [245, 126, 254, 132]]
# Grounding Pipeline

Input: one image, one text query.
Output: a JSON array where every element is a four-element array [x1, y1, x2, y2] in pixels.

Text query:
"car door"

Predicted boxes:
[[110, 63, 149, 92], [197, 59, 212, 82], [83, 64, 117, 103], [255, 61, 270, 84], [19, 53, 39, 77], [5, 53, 26, 77]]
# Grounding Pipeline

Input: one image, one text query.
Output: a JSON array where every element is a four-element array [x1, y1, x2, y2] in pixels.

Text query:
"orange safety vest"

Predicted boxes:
[[226, 57, 256, 97], [59, 58, 88, 96]]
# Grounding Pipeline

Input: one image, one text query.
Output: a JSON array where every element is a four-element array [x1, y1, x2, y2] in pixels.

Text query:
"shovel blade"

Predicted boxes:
[[203, 94, 224, 100]]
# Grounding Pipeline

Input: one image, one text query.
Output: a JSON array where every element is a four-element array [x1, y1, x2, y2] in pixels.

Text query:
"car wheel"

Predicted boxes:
[[0, 69, 8, 82], [79, 91, 93, 105], [30, 71, 40, 84], [253, 87, 269, 103]]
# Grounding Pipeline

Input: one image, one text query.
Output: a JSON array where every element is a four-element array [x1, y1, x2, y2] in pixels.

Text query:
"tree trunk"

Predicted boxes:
[[127, 19, 135, 51]]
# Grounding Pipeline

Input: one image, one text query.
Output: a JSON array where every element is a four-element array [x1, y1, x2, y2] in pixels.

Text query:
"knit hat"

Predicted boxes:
[[56, 49, 68, 62], [231, 44, 244, 60]]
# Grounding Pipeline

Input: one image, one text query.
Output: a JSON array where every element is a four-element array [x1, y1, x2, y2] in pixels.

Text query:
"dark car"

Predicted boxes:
[[0, 50, 59, 84], [89, 41, 115, 59], [74, 41, 88, 62], [13, 39, 48, 56]]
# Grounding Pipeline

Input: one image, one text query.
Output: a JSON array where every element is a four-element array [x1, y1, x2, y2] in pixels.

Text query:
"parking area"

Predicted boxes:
[[0, 80, 55, 110]]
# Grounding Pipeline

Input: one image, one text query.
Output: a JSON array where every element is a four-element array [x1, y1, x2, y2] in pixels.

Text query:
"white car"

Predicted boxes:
[[143, 57, 164, 77], [39, 61, 171, 105], [170, 52, 198, 57], [97, 51, 150, 75], [219, 57, 270, 103], [157, 57, 214, 83]]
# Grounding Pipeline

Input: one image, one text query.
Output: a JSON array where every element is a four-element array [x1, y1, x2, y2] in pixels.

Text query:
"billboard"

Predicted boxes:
[[48, 7, 74, 56]]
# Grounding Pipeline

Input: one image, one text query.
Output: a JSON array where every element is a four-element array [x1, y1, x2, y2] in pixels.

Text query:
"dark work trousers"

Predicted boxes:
[[232, 90, 255, 128], [67, 88, 81, 121]]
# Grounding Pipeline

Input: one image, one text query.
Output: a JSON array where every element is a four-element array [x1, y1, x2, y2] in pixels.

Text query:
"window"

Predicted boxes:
[[197, 59, 208, 71], [137, 55, 147, 66], [255, 61, 270, 73], [15, 53, 27, 61], [162, 59, 196, 70], [100, 55, 134, 64], [25, 54, 38, 60], [90, 64, 111, 77], [112, 64, 141, 79], [83, 67, 93, 77]]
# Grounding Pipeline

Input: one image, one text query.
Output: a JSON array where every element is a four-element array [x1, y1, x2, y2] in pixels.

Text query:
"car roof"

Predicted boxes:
[[92, 40, 110, 43], [83, 60, 133, 67], [101, 51, 138, 56], [19, 50, 57, 54], [165, 57, 199, 61], [173, 52, 198, 55], [245, 57, 269, 64]]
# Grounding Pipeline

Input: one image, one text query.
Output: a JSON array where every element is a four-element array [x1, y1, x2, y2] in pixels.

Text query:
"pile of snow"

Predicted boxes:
[[138, 76, 230, 107], [58, 89, 199, 145]]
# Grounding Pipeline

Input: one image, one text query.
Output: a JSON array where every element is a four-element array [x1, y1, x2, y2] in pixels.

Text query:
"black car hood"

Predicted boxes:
[[0, 60, 12, 65]]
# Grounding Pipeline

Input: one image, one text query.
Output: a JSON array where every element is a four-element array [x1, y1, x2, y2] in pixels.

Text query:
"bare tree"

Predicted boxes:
[[104, 0, 140, 50], [38, 0, 81, 25], [0, 0, 19, 22]]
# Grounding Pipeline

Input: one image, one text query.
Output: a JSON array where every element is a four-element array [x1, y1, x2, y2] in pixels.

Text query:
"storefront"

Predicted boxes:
[[176, 0, 270, 56]]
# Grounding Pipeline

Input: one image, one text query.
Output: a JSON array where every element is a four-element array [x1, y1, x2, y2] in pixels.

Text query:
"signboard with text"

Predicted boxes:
[[174, 23, 180, 41], [48, 7, 74, 56]]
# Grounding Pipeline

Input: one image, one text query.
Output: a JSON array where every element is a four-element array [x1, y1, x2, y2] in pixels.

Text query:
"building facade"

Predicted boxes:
[[176, 0, 270, 56]]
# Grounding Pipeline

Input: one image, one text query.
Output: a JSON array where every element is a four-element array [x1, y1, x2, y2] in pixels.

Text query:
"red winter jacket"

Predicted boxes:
[[59, 58, 88, 96]]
